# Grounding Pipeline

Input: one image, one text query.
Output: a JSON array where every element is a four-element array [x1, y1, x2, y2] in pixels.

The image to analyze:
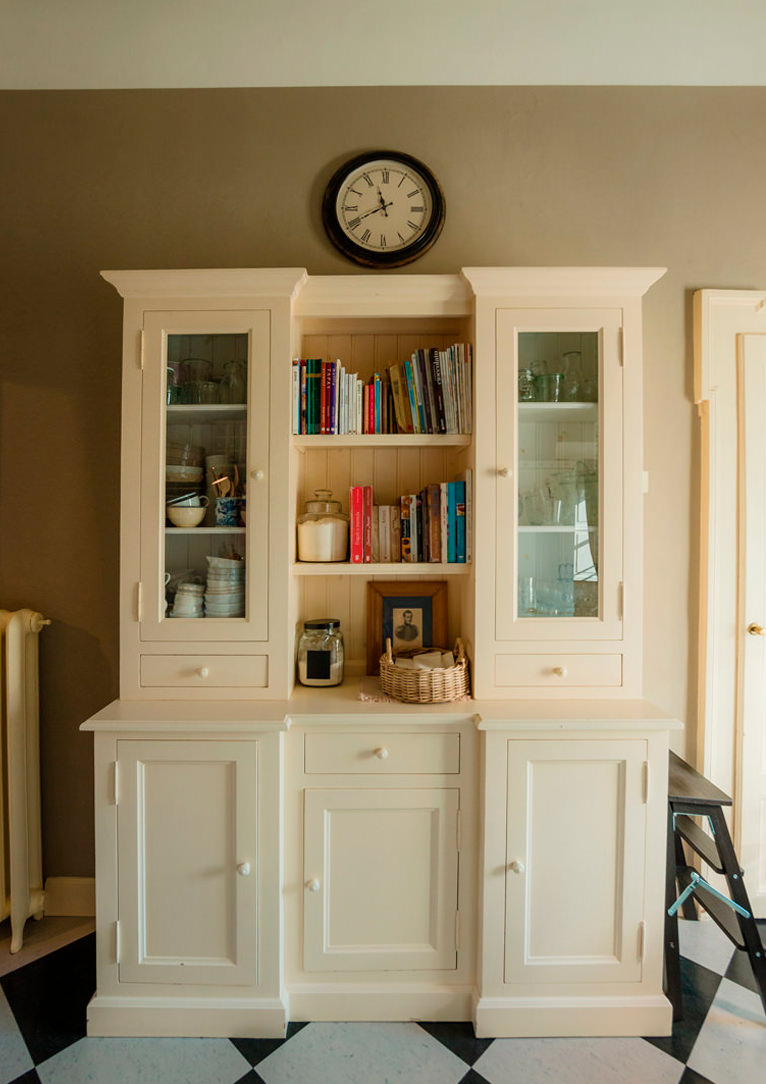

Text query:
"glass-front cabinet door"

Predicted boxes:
[[139, 310, 270, 642], [496, 308, 623, 641]]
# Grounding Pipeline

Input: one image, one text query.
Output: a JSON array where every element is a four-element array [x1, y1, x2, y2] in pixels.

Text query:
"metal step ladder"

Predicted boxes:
[[665, 751, 766, 1019]]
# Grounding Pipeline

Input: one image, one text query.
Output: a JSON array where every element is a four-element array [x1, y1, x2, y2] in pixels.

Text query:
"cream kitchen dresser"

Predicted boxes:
[[82, 266, 677, 1039]]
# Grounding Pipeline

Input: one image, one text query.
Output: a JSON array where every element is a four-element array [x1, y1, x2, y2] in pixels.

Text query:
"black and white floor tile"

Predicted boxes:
[[0, 918, 763, 1084]]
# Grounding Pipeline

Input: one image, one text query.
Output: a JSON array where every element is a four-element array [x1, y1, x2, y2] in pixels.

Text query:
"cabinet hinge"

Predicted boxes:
[[455, 909, 460, 951], [642, 760, 650, 804], [456, 810, 462, 853], [618, 582, 624, 620], [618, 326, 624, 366], [136, 582, 143, 623], [637, 920, 646, 963], [138, 329, 145, 371], [115, 920, 121, 964], [112, 760, 119, 806]]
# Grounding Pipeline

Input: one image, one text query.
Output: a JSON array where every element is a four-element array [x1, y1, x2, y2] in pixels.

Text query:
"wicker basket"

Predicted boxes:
[[379, 638, 469, 703]]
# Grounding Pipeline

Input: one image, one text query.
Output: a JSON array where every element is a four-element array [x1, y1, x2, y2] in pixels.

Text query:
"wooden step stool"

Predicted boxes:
[[665, 751, 766, 1019]]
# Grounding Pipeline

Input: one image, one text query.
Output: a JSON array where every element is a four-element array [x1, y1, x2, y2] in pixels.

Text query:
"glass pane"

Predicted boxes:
[[163, 332, 249, 621], [517, 331, 599, 619]]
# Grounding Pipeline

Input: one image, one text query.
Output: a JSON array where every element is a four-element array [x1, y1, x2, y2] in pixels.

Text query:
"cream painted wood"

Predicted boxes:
[[282, 717, 478, 1022], [503, 739, 645, 984], [737, 334, 766, 912], [84, 725, 287, 1037], [694, 291, 766, 914], [303, 731, 460, 774], [139, 653, 269, 689], [474, 723, 672, 1038], [303, 787, 459, 972], [494, 652, 622, 688], [495, 308, 623, 643], [116, 740, 258, 985], [105, 268, 306, 700], [465, 267, 665, 699], [140, 309, 269, 644]]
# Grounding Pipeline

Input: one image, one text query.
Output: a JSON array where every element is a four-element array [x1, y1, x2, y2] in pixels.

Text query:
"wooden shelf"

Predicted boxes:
[[293, 433, 471, 450], [293, 561, 471, 576], [167, 404, 247, 424], [165, 526, 246, 535], [518, 525, 597, 533], [518, 402, 598, 422]]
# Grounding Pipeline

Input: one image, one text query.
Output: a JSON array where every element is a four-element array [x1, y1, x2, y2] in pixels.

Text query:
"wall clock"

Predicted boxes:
[[322, 150, 446, 268]]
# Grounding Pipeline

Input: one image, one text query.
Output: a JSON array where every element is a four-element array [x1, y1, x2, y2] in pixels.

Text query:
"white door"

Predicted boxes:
[[738, 334, 766, 914], [504, 740, 647, 985], [303, 787, 459, 972], [117, 740, 258, 985]]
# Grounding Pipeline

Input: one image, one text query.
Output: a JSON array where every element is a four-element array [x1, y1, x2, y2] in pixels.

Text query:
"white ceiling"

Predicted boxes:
[[2, 0, 763, 89]]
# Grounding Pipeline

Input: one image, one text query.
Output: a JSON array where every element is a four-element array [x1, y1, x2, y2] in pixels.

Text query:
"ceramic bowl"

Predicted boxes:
[[166, 465, 203, 483], [166, 505, 206, 528]]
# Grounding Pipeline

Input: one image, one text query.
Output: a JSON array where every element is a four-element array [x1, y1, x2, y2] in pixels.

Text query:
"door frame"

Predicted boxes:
[[694, 289, 766, 870]]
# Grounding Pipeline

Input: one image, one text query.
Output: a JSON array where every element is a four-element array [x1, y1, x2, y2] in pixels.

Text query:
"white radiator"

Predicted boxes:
[[0, 608, 50, 952]]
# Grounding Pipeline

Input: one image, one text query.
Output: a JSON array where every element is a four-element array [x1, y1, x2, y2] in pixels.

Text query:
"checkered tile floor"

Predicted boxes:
[[1, 918, 764, 1084]]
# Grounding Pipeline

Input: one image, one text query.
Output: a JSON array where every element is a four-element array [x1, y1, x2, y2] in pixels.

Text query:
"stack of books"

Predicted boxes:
[[348, 471, 471, 564], [291, 345, 472, 436], [388, 345, 472, 436]]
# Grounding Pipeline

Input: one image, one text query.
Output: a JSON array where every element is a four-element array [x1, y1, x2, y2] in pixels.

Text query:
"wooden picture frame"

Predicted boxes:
[[366, 581, 448, 675]]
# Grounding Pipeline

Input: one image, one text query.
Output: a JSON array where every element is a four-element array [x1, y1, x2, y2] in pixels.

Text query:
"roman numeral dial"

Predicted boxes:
[[322, 151, 445, 268]]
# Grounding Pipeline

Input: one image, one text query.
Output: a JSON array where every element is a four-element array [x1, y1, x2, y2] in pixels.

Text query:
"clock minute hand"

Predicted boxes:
[[357, 200, 393, 222]]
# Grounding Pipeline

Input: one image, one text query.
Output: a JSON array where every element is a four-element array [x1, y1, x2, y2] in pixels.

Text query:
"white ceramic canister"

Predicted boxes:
[[296, 489, 349, 562]]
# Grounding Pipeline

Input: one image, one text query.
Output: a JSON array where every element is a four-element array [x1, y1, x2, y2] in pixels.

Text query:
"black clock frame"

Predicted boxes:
[[322, 150, 446, 269]]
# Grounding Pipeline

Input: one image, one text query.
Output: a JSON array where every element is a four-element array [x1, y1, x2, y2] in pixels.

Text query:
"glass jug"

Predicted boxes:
[[221, 359, 247, 404]]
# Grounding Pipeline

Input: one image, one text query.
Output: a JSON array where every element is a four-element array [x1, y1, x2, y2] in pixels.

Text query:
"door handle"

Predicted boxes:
[[747, 623, 766, 636]]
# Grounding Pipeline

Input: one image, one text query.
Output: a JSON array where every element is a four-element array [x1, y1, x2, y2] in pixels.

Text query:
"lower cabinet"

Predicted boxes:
[[474, 727, 673, 1037], [83, 707, 675, 1038], [116, 740, 259, 986], [285, 722, 477, 1023], [303, 787, 459, 972], [85, 725, 287, 1038]]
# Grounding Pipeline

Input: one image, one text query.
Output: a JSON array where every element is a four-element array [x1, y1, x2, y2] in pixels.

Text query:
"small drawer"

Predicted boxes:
[[140, 654, 269, 689], [494, 653, 623, 688], [304, 731, 460, 775]]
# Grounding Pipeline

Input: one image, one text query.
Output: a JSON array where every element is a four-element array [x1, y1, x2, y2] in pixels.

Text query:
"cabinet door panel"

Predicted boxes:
[[495, 309, 623, 642], [117, 740, 258, 985], [504, 740, 646, 985], [303, 788, 458, 972], [139, 309, 270, 643]]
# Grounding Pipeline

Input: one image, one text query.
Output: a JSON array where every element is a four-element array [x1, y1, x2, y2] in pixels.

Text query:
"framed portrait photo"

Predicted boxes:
[[366, 581, 448, 675]]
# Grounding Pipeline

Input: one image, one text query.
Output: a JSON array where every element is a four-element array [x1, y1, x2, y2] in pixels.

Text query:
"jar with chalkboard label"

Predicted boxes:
[[297, 618, 344, 686]]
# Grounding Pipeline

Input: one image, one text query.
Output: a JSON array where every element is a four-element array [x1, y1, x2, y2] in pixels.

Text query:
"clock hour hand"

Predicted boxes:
[[376, 187, 389, 216]]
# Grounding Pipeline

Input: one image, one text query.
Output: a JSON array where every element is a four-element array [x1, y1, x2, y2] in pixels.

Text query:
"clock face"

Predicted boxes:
[[322, 151, 446, 268]]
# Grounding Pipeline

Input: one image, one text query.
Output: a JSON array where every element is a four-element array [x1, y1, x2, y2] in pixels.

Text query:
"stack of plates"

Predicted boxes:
[[205, 555, 246, 618]]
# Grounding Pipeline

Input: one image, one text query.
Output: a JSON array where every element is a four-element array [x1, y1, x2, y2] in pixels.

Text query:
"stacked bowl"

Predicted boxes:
[[205, 555, 246, 618], [170, 582, 205, 618], [166, 442, 205, 503]]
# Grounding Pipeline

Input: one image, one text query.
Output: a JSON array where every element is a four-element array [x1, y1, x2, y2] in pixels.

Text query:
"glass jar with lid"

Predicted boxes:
[[297, 618, 344, 686], [296, 489, 349, 562]]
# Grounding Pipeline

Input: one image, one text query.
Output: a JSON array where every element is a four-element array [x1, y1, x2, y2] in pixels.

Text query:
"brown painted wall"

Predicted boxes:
[[2, 86, 765, 876]]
